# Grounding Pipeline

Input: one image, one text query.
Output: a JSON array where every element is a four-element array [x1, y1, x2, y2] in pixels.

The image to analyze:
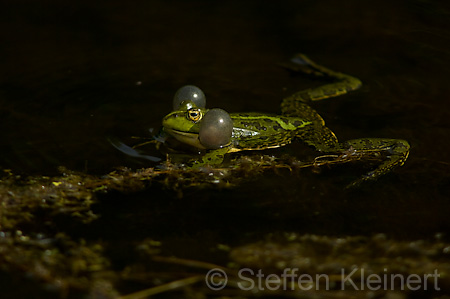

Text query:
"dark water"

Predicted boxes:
[[2, 0, 450, 297]]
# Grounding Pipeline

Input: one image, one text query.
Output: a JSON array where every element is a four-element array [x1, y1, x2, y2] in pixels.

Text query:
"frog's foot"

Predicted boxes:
[[281, 53, 362, 105], [132, 139, 160, 149], [109, 138, 162, 162], [342, 138, 410, 188], [283, 53, 330, 77]]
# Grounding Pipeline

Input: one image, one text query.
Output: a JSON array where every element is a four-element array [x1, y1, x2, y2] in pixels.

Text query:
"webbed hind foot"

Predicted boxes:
[[343, 138, 410, 188]]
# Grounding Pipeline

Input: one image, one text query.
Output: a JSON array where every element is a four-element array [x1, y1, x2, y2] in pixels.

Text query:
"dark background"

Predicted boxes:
[[1, 0, 450, 296]]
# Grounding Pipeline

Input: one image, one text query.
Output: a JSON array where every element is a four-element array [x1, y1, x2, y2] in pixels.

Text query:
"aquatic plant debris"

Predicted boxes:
[[1, 153, 357, 229], [0, 152, 411, 297], [118, 234, 450, 298]]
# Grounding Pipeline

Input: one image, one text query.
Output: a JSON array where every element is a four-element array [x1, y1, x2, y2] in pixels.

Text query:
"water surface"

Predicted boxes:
[[1, 0, 450, 297]]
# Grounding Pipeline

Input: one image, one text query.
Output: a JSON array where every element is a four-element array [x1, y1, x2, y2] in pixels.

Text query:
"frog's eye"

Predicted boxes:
[[187, 108, 202, 122], [173, 85, 206, 110], [199, 108, 233, 149]]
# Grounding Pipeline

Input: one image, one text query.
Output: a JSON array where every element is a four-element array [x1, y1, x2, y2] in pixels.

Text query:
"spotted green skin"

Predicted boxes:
[[229, 114, 312, 150], [162, 54, 410, 187]]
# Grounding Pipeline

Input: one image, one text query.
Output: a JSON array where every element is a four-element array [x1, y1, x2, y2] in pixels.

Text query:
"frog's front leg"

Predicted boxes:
[[342, 138, 410, 188], [189, 146, 230, 168]]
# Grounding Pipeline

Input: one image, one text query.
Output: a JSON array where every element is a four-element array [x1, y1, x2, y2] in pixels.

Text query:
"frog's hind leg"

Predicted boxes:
[[295, 131, 410, 187], [281, 53, 362, 110], [282, 101, 341, 152], [296, 124, 341, 152], [342, 138, 410, 188]]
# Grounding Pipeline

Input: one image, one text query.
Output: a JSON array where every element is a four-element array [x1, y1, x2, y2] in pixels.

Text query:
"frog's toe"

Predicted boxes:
[[291, 53, 312, 66]]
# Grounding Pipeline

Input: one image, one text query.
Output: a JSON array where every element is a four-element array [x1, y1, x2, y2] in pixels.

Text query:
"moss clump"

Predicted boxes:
[[0, 152, 395, 297]]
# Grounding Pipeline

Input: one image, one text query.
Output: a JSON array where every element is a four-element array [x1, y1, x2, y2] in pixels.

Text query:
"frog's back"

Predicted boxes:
[[229, 112, 312, 151]]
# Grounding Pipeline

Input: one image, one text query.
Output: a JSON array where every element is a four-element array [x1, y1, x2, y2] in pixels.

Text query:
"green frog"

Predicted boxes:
[[161, 54, 410, 187]]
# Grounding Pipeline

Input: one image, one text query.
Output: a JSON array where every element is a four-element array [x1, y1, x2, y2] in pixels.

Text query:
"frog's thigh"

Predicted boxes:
[[297, 125, 340, 152], [344, 138, 410, 182], [281, 101, 325, 125]]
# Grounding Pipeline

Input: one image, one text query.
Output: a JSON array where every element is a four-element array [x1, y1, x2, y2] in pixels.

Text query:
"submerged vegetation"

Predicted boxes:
[[0, 153, 447, 298], [0, 150, 381, 230]]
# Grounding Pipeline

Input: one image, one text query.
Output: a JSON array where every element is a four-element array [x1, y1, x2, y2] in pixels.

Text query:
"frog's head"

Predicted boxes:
[[163, 101, 206, 149], [162, 85, 233, 150]]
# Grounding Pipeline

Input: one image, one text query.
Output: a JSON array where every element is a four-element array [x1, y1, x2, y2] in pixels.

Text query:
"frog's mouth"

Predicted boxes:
[[164, 128, 206, 149]]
